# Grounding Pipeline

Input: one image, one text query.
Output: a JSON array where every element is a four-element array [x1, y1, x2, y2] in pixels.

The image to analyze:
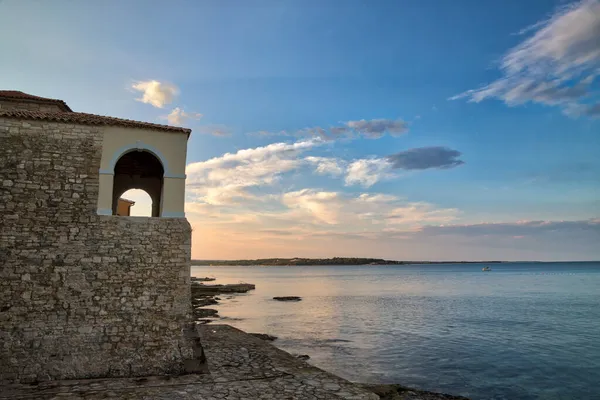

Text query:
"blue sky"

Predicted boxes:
[[1, 0, 599, 260]]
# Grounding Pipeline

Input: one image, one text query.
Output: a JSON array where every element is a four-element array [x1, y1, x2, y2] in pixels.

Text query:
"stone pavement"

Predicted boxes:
[[0, 325, 379, 399]]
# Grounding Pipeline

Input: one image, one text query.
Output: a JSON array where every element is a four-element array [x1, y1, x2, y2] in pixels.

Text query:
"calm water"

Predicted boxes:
[[191, 263, 600, 400]]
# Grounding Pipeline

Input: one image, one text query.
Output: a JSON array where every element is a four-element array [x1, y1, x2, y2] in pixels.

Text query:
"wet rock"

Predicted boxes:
[[192, 296, 218, 307], [220, 316, 244, 321], [191, 276, 216, 282], [358, 383, 471, 400], [273, 296, 302, 301], [250, 333, 278, 341], [193, 308, 219, 319], [323, 338, 352, 343], [191, 283, 255, 295]]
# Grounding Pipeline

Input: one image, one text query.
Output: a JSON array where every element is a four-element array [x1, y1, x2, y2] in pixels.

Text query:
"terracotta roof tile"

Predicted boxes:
[[0, 109, 191, 134], [0, 90, 73, 112]]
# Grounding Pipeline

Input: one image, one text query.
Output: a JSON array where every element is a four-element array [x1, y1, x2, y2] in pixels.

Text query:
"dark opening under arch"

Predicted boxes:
[[111, 150, 164, 217]]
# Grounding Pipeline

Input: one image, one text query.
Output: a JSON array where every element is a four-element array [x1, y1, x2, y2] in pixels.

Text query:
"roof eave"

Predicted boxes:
[[1, 96, 73, 112], [0, 111, 193, 135]]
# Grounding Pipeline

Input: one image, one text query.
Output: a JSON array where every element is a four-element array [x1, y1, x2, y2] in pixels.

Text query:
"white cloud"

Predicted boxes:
[[272, 189, 459, 231], [185, 139, 465, 207], [345, 119, 408, 138], [355, 193, 399, 203], [296, 126, 329, 139], [201, 186, 258, 206], [304, 156, 346, 176], [282, 189, 341, 224], [185, 173, 465, 257], [164, 107, 202, 126], [193, 186, 459, 232], [252, 118, 409, 140], [186, 139, 323, 205], [345, 194, 459, 229], [418, 218, 600, 237], [345, 158, 393, 187], [565, 100, 600, 117], [452, 0, 600, 114], [187, 139, 321, 174], [341, 146, 466, 188], [503, 1, 600, 76], [387, 202, 459, 225], [131, 80, 179, 108], [182, 138, 466, 242], [196, 125, 233, 137]]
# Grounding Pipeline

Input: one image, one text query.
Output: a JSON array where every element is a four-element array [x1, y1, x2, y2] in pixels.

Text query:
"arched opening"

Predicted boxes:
[[111, 150, 164, 217], [117, 189, 153, 217]]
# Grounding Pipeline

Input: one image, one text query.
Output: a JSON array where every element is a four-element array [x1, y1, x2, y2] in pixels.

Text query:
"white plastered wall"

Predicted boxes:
[[96, 126, 188, 218]]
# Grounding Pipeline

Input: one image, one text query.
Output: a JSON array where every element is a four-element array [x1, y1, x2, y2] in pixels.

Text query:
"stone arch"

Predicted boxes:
[[111, 150, 164, 217], [106, 141, 171, 177]]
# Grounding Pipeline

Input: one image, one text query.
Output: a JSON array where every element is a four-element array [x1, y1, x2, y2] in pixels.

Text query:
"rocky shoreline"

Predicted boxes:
[[190, 277, 470, 400], [191, 280, 254, 323]]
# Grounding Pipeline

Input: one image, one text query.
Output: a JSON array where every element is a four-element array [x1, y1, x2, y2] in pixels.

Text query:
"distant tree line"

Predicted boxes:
[[191, 257, 504, 266]]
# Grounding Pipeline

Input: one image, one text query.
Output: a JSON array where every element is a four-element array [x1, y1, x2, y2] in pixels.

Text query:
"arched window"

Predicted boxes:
[[111, 150, 164, 217], [117, 189, 153, 217]]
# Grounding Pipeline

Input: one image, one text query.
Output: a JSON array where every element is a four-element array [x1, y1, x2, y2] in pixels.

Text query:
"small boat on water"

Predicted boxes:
[[482, 266, 492, 271]]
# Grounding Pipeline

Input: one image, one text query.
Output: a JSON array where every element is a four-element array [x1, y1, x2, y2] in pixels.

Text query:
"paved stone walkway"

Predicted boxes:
[[1, 325, 379, 399]]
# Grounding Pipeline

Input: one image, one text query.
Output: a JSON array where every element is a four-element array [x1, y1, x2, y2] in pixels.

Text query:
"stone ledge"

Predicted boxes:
[[1, 325, 379, 399]]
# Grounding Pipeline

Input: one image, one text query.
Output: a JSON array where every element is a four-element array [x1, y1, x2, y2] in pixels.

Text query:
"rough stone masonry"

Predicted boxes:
[[0, 97, 195, 383]]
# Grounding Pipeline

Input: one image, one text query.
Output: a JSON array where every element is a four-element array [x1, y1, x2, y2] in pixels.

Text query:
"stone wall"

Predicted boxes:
[[0, 99, 65, 113], [0, 117, 194, 383]]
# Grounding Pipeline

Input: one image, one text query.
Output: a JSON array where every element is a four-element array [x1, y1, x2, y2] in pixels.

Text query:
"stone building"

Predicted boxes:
[[0, 91, 201, 383]]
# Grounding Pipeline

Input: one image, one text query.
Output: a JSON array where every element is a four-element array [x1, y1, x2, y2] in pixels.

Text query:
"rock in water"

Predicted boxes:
[[192, 283, 256, 295], [273, 296, 302, 301], [191, 276, 216, 282], [192, 296, 218, 307], [250, 333, 278, 341], [193, 308, 219, 319], [358, 383, 471, 400]]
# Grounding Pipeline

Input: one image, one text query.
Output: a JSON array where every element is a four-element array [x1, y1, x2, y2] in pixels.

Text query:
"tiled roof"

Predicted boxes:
[[0, 90, 73, 112], [0, 109, 191, 134]]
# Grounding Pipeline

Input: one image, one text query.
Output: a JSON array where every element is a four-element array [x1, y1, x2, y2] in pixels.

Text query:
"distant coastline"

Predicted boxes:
[[191, 257, 507, 266]]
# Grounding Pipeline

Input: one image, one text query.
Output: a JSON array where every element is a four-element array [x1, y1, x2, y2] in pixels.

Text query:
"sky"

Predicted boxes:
[[1, 0, 599, 261]]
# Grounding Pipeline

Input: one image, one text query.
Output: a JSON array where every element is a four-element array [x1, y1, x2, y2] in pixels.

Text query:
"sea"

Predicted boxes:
[[191, 262, 600, 400]]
